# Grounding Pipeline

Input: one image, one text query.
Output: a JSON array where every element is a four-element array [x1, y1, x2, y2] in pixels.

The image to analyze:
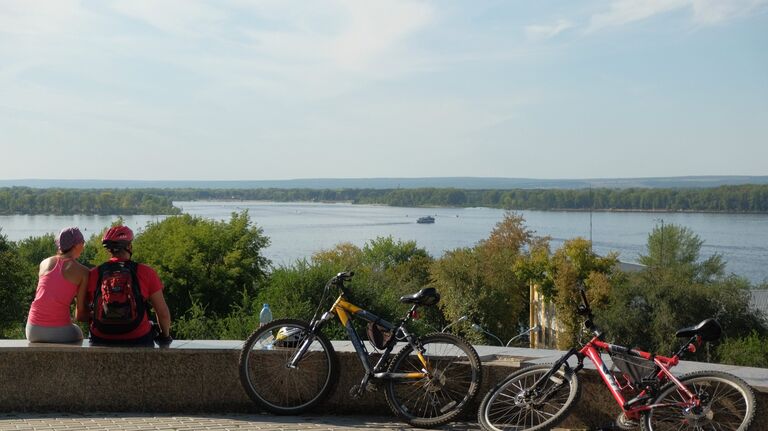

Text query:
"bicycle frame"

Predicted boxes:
[[289, 288, 431, 390], [581, 337, 699, 420], [332, 295, 430, 380], [529, 285, 706, 421]]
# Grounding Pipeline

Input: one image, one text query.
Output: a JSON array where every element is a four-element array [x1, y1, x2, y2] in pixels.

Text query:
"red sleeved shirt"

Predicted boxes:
[[87, 257, 163, 340]]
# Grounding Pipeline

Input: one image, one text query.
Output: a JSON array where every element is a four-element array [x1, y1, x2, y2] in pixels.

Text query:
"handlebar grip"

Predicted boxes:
[[333, 271, 355, 284]]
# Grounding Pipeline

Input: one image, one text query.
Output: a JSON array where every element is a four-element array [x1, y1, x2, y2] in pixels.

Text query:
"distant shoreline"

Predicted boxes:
[[4, 185, 768, 215]]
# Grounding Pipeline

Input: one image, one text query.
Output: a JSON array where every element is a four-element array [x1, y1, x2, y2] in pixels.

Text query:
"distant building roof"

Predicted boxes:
[[618, 261, 645, 273], [750, 290, 768, 317]]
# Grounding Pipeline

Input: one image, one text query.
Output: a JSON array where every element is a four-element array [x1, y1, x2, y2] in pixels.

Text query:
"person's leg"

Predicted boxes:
[[66, 323, 84, 341], [26, 322, 83, 343], [90, 331, 155, 347]]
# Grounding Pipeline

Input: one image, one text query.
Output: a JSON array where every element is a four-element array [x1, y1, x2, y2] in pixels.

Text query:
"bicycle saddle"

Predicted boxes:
[[400, 287, 441, 306], [675, 318, 721, 341]]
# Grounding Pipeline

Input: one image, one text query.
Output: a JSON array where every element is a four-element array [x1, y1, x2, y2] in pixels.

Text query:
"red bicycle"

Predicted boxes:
[[477, 286, 756, 431]]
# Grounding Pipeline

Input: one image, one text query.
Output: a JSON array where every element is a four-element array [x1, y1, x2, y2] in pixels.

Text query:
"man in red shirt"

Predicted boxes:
[[78, 225, 172, 347]]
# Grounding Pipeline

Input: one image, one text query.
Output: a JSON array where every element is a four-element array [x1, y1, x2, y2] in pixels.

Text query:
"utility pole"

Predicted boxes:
[[660, 218, 664, 266], [654, 218, 665, 267], [589, 185, 593, 251]]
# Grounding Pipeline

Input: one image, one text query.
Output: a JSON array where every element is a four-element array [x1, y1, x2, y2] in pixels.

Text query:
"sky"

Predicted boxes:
[[0, 0, 766, 181]]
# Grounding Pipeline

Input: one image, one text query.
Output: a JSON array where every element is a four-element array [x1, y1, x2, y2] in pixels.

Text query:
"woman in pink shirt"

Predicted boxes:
[[26, 227, 90, 343]]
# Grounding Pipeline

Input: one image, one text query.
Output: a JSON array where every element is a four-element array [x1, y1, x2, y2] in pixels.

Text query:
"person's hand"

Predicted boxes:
[[155, 333, 173, 347]]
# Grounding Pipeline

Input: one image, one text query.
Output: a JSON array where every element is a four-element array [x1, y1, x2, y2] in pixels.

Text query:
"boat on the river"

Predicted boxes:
[[417, 216, 435, 224]]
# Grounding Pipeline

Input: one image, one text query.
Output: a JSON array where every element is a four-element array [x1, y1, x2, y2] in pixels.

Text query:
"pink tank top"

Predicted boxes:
[[28, 258, 79, 327]]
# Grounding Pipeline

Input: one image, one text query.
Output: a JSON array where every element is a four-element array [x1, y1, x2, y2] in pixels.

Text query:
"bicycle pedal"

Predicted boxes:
[[615, 412, 639, 430], [349, 385, 363, 399]]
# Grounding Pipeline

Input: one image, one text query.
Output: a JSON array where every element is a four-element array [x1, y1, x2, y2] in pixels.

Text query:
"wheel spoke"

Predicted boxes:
[[645, 373, 754, 431], [480, 364, 578, 431], [385, 334, 481, 427], [239, 320, 336, 414]]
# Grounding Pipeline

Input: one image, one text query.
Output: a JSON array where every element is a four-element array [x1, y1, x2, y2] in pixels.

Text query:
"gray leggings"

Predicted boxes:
[[26, 322, 83, 343]]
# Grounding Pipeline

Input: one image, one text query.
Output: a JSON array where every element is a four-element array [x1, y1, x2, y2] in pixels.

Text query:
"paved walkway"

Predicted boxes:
[[0, 413, 478, 431]]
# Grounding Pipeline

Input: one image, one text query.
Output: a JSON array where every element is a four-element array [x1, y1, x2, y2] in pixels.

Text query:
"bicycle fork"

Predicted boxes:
[[287, 313, 335, 369], [522, 349, 579, 404]]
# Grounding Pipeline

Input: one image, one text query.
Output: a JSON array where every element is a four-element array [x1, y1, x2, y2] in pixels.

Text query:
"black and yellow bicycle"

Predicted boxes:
[[238, 271, 482, 428]]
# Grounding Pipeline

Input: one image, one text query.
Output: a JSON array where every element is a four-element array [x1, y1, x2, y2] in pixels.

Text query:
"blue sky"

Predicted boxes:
[[1, 0, 766, 180]]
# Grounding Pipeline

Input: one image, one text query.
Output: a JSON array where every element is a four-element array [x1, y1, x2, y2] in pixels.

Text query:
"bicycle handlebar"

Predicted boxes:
[[576, 284, 593, 318], [332, 271, 355, 284], [576, 283, 603, 338]]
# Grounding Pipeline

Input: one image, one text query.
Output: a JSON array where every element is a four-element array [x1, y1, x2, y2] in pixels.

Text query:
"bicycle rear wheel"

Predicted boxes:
[[478, 363, 580, 431], [642, 370, 755, 431], [238, 318, 339, 415], [384, 333, 482, 427]]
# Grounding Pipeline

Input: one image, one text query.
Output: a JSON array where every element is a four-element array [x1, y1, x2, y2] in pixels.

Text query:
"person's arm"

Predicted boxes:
[[76, 268, 93, 322], [149, 291, 171, 337], [74, 268, 89, 322]]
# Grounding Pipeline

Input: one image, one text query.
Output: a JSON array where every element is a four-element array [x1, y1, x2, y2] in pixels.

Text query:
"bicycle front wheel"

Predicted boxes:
[[238, 318, 339, 415], [642, 370, 756, 431], [384, 332, 482, 427], [478, 363, 580, 431]]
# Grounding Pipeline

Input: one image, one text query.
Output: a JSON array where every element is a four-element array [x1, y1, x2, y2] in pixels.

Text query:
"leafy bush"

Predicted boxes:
[[0, 231, 33, 336], [717, 332, 768, 368], [256, 237, 436, 341]]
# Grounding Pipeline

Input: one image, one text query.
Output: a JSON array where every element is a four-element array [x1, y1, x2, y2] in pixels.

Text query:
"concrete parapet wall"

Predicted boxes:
[[0, 340, 765, 429]]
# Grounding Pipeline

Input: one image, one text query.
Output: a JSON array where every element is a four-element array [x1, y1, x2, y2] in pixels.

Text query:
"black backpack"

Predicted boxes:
[[91, 261, 146, 334]]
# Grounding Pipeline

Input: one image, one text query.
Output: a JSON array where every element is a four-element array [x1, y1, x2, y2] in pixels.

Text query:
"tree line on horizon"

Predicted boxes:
[[0, 188, 180, 215], [3, 184, 768, 215]]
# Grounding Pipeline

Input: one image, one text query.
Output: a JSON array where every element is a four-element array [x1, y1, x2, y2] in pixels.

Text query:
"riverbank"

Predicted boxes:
[[4, 184, 768, 215]]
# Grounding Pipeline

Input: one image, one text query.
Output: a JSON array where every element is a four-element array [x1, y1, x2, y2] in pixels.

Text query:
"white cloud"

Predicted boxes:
[[329, 0, 433, 70], [109, 0, 228, 38], [0, 0, 91, 36], [589, 0, 689, 30], [107, 0, 433, 72], [588, 0, 768, 31], [691, 0, 768, 24], [525, 19, 573, 40]]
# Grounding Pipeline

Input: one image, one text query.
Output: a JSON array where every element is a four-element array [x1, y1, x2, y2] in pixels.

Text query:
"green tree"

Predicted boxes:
[[543, 238, 620, 349], [600, 224, 766, 358], [640, 223, 725, 284], [15, 233, 56, 267], [0, 231, 34, 337], [430, 213, 547, 344], [133, 211, 270, 320]]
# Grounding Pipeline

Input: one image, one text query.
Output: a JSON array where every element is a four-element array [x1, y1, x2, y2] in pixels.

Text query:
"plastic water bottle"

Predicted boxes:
[[259, 303, 273, 327]]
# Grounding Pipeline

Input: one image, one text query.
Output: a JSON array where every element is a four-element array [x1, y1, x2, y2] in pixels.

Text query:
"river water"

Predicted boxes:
[[1, 201, 766, 283]]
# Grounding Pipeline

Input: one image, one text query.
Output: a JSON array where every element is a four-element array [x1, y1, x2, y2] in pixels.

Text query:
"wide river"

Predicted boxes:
[[1, 201, 766, 283]]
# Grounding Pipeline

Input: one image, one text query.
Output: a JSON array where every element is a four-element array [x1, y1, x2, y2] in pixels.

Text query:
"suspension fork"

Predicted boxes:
[[288, 312, 333, 369], [527, 348, 580, 394]]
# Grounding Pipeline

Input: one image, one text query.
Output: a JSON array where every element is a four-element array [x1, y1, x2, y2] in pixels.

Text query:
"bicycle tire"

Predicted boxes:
[[478, 363, 580, 431], [238, 318, 339, 415], [384, 332, 482, 427], [642, 370, 756, 431]]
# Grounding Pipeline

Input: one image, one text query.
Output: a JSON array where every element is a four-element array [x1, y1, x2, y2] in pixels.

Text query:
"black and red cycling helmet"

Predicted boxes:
[[102, 225, 134, 251]]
